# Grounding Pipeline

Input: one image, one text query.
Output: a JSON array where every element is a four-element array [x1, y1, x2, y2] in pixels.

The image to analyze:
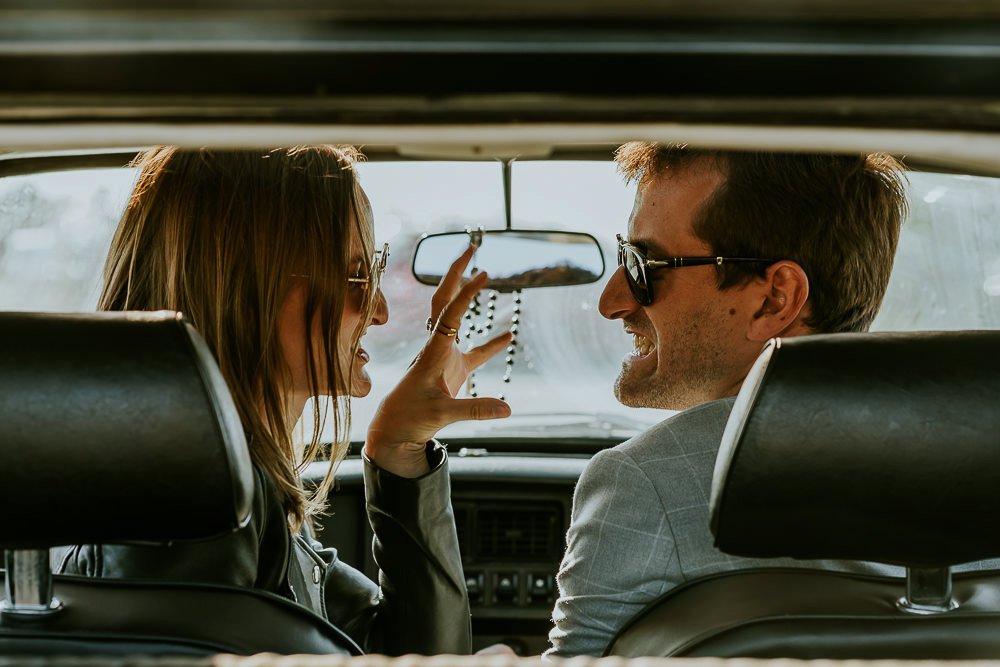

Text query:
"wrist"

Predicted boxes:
[[364, 439, 432, 478]]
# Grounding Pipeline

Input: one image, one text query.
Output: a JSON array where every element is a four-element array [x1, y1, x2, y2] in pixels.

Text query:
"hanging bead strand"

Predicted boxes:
[[484, 290, 497, 337], [464, 290, 520, 401], [499, 290, 521, 400], [463, 291, 480, 397]]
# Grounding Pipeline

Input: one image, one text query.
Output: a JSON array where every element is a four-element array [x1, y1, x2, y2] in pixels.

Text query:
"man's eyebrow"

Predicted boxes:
[[630, 237, 672, 258]]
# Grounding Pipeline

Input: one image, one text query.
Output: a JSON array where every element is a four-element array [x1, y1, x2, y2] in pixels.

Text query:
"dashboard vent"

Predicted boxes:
[[474, 503, 562, 561]]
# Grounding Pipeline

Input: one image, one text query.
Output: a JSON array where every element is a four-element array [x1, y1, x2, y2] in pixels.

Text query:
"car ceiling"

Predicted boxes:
[[2, 2, 1000, 174]]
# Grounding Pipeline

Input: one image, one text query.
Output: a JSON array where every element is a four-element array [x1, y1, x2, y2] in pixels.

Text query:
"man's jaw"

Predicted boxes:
[[619, 325, 693, 411], [616, 321, 670, 408]]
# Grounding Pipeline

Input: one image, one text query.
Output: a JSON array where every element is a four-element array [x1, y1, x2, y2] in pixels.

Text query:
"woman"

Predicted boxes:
[[55, 145, 511, 655]]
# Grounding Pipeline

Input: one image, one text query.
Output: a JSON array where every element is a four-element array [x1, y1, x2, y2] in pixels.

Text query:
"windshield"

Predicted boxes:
[[2, 159, 999, 442], [348, 160, 663, 441]]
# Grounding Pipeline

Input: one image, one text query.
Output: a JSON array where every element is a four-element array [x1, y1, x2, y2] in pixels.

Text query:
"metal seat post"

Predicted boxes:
[[897, 566, 957, 614], [2, 549, 62, 618]]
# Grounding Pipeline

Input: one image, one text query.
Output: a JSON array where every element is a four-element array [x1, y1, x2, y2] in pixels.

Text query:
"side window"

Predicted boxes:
[[874, 172, 1000, 330], [0, 168, 136, 310]]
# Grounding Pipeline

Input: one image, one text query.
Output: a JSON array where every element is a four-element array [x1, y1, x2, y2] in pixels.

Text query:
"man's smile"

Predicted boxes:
[[627, 329, 656, 359]]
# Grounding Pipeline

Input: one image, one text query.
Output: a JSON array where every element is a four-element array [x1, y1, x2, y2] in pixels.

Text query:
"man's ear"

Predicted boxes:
[[748, 261, 810, 342]]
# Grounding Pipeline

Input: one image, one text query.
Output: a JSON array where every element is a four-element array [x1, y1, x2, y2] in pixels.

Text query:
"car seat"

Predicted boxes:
[[608, 331, 1000, 659], [0, 311, 360, 656]]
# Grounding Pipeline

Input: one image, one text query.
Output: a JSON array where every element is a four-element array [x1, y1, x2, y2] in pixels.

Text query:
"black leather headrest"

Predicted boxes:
[[710, 331, 1000, 568], [0, 311, 253, 548]]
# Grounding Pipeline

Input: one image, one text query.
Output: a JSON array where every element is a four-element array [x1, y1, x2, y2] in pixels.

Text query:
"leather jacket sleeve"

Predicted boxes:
[[323, 442, 472, 655]]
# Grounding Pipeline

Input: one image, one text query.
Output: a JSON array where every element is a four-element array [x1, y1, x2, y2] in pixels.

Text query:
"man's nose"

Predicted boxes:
[[598, 266, 639, 320]]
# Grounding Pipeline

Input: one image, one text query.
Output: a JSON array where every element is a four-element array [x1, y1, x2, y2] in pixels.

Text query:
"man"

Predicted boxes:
[[545, 143, 909, 657]]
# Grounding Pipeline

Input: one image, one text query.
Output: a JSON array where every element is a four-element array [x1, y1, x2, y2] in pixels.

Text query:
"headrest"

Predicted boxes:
[[710, 331, 1000, 568], [0, 311, 253, 548]]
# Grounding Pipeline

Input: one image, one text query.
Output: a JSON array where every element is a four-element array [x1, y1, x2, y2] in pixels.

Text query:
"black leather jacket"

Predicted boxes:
[[55, 444, 471, 655]]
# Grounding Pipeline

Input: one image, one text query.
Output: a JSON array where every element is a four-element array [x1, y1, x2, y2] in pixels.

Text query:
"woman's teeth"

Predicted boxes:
[[356, 348, 369, 363], [633, 334, 655, 357]]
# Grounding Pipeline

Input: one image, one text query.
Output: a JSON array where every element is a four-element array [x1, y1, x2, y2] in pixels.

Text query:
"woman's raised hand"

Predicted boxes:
[[365, 244, 512, 478]]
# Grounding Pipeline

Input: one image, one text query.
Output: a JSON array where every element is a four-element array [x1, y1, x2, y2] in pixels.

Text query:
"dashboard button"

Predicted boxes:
[[527, 573, 555, 604], [493, 572, 519, 604], [465, 571, 486, 605]]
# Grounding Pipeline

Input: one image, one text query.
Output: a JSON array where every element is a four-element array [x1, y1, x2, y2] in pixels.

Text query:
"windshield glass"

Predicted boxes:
[[2, 159, 999, 442], [351, 160, 663, 440]]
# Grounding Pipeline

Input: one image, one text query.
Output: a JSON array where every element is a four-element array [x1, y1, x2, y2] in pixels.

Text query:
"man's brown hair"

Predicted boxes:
[[616, 142, 908, 333]]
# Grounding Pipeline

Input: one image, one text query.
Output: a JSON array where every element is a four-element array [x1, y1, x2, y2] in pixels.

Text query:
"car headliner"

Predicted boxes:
[[1, 3, 1000, 170]]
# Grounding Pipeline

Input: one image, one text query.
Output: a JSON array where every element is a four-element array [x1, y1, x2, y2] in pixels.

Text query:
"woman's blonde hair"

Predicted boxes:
[[100, 145, 372, 530]]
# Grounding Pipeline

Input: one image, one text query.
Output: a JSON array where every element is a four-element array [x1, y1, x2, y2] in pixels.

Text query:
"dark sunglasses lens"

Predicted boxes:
[[621, 246, 650, 303]]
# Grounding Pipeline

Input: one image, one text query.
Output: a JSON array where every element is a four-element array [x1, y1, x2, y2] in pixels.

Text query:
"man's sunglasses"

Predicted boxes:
[[616, 234, 775, 306]]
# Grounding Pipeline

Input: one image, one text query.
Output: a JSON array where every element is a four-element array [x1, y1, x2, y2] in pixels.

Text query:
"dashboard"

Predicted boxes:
[[309, 451, 593, 655]]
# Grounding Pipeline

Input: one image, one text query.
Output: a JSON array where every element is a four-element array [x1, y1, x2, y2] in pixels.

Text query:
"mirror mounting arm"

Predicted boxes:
[[501, 158, 515, 231]]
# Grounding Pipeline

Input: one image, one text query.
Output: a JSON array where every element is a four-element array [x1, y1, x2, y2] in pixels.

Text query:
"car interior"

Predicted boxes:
[[0, 311, 359, 656], [3, 1, 1000, 663], [610, 331, 1000, 659]]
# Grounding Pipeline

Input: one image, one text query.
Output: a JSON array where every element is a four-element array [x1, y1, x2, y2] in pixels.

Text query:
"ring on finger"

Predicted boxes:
[[435, 322, 459, 336], [433, 322, 460, 344]]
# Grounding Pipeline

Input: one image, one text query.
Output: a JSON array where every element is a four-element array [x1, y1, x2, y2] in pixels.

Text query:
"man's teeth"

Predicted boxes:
[[633, 334, 655, 357]]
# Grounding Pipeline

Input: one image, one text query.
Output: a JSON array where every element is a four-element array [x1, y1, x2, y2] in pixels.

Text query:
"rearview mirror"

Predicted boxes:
[[412, 230, 605, 291]]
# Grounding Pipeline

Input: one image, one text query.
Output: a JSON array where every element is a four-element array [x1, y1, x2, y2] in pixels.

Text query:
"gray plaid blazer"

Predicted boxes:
[[545, 397, 903, 657]]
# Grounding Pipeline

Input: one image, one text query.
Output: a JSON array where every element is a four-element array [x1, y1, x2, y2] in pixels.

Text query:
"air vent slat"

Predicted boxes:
[[475, 503, 561, 561]]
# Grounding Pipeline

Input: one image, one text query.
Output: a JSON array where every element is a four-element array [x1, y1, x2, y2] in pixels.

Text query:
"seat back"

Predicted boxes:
[[0, 311, 359, 656], [610, 568, 1000, 659], [608, 331, 1000, 658], [0, 573, 359, 656]]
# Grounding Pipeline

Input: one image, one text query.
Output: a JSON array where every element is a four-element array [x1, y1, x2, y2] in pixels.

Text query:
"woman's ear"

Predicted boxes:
[[748, 261, 810, 342]]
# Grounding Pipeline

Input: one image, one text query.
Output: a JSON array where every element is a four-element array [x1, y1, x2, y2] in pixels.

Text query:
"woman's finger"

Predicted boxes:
[[433, 396, 512, 424], [427, 270, 489, 352], [430, 244, 476, 319], [464, 330, 513, 371]]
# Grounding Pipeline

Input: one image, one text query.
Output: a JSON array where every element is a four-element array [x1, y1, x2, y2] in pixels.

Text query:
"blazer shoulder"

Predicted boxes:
[[616, 397, 736, 459]]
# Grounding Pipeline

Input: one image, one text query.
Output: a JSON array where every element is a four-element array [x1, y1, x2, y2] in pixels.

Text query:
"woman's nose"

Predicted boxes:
[[370, 288, 389, 326], [598, 266, 639, 320]]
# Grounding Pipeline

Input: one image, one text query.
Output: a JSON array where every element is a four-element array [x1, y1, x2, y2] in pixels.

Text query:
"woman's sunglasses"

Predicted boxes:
[[347, 242, 390, 294], [349, 242, 390, 322], [616, 234, 774, 305]]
